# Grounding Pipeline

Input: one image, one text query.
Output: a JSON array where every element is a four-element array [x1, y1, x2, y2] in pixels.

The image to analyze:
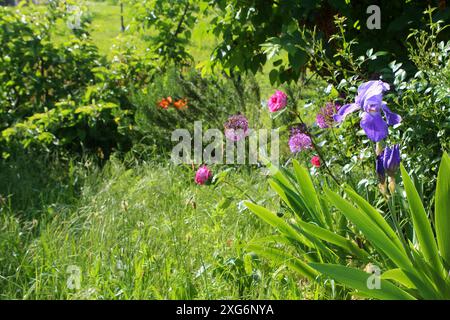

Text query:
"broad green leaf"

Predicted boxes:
[[247, 244, 318, 281], [310, 263, 416, 300], [244, 201, 313, 249], [295, 219, 369, 260], [435, 152, 450, 267], [269, 179, 306, 217], [401, 164, 442, 274], [263, 159, 295, 190], [324, 188, 413, 271], [345, 186, 405, 252], [382, 269, 416, 289], [292, 160, 328, 227]]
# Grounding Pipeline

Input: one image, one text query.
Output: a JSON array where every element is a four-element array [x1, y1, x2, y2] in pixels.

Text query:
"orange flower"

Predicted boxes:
[[174, 98, 188, 110], [159, 98, 170, 109]]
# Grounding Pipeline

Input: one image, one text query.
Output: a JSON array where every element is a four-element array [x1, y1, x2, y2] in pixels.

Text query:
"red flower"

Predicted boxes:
[[311, 156, 321, 168]]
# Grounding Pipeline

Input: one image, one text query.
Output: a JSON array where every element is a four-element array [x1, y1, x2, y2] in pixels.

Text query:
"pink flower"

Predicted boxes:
[[268, 90, 287, 112], [311, 156, 321, 168], [195, 165, 212, 185]]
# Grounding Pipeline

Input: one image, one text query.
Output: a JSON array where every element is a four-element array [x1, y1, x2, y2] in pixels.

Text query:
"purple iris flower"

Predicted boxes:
[[376, 154, 386, 183], [333, 80, 402, 142], [382, 144, 401, 177]]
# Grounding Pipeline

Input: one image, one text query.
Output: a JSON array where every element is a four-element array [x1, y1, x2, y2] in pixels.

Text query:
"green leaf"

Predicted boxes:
[[295, 219, 369, 260], [310, 263, 416, 300], [247, 244, 318, 281], [400, 164, 442, 273], [382, 269, 416, 289], [435, 152, 450, 267], [345, 186, 405, 252], [292, 160, 328, 227], [244, 201, 313, 249], [324, 188, 412, 271]]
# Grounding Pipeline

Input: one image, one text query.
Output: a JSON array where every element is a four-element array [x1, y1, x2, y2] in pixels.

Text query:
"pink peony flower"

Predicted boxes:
[[311, 156, 321, 168], [195, 165, 212, 185], [268, 90, 287, 112]]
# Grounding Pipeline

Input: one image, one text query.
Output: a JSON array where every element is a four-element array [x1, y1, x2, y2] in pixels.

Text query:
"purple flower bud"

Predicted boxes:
[[382, 144, 401, 177], [376, 153, 386, 183]]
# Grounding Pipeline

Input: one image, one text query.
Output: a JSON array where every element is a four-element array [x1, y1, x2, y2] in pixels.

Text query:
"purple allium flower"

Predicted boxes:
[[195, 165, 213, 185], [334, 80, 402, 142], [289, 132, 312, 154], [268, 90, 287, 112], [316, 102, 341, 128], [224, 114, 249, 141], [382, 144, 401, 177]]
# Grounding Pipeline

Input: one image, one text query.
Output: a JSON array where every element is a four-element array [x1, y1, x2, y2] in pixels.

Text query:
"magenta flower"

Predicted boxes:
[[195, 165, 212, 185], [316, 102, 341, 128], [289, 132, 312, 153], [311, 156, 321, 168], [334, 80, 402, 142], [224, 114, 249, 141], [268, 90, 287, 112]]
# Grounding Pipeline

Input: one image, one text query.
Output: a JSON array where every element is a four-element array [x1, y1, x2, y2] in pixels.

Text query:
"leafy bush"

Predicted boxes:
[[207, 1, 450, 84], [0, 4, 155, 158]]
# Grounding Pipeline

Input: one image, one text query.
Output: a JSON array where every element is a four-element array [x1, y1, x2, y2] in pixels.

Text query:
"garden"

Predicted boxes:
[[0, 0, 449, 301]]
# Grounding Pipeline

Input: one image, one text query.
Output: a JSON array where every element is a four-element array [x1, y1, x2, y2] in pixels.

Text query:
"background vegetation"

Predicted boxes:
[[0, 0, 449, 300]]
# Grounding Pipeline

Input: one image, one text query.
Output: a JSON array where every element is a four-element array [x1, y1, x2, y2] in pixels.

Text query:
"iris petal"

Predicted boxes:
[[360, 112, 388, 142], [381, 103, 402, 126], [333, 103, 360, 123]]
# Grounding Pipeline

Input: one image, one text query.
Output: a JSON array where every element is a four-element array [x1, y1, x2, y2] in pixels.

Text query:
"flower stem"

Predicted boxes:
[[290, 109, 341, 186]]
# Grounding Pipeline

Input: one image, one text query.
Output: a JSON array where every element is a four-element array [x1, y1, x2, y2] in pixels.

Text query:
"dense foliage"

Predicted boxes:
[[207, 0, 450, 84], [1, 0, 449, 300]]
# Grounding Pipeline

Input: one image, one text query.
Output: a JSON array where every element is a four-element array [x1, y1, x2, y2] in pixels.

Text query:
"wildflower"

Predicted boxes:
[[311, 156, 321, 168], [316, 102, 341, 128], [334, 80, 402, 142], [158, 98, 170, 109], [174, 98, 188, 110], [195, 165, 213, 185], [224, 113, 249, 142], [289, 132, 312, 154], [158, 96, 173, 109], [268, 90, 287, 112]]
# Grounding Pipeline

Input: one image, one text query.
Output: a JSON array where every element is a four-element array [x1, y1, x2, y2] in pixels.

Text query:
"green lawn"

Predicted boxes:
[[0, 155, 317, 299]]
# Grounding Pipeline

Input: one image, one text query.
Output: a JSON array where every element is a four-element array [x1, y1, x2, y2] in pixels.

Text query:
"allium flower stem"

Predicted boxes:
[[291, 109, 341, 186]]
